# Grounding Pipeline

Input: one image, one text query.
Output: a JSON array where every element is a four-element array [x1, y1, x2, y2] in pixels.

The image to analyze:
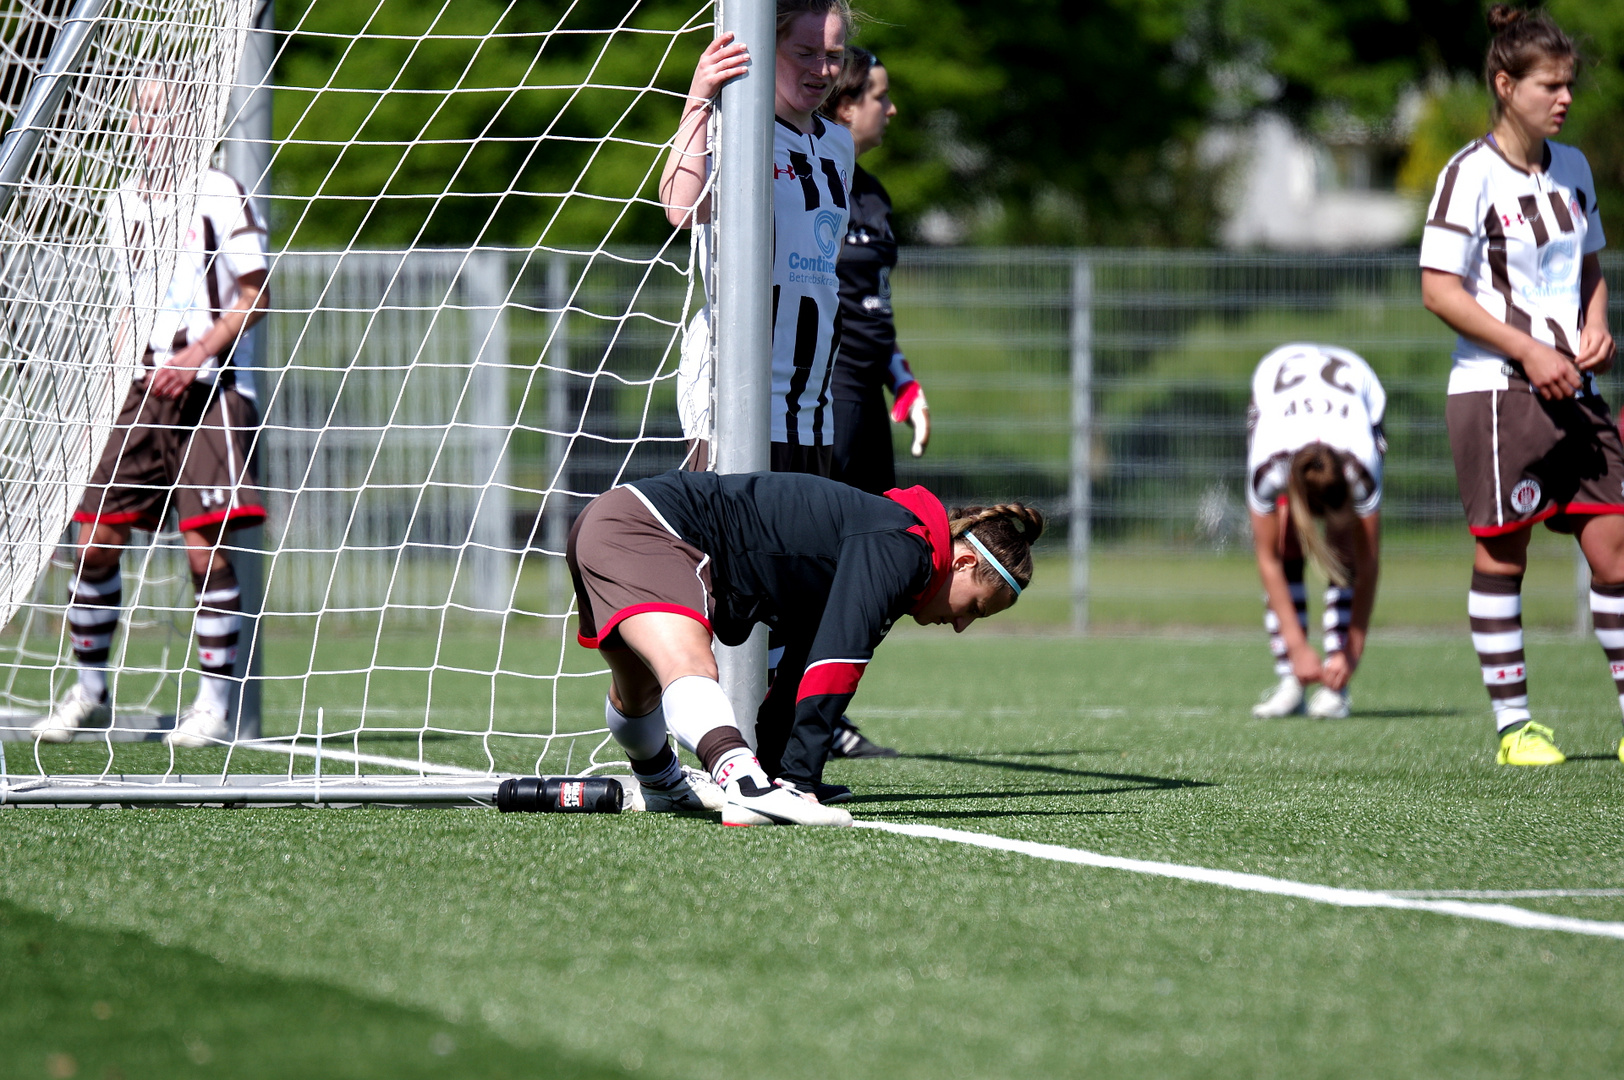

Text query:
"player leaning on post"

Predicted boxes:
[[1420, 5, 1620, 765], [661, 0, 856, 477], [34, 75, 269, 747], [566, 470, 1042, 826], [1246, 344, 1385, 720]]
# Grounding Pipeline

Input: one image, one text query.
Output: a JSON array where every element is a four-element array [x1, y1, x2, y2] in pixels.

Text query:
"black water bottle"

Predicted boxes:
[[496, 776, 624, 814]]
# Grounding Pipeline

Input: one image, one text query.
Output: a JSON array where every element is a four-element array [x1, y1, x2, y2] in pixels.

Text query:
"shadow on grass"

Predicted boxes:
[[895, 751, 1214, 791], [0, 900, 630, 1080], [1333, 707, 1466, 720]]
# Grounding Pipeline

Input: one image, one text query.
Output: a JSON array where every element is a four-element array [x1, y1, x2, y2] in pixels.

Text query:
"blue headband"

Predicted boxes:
[[963, 530, 1022, 598]]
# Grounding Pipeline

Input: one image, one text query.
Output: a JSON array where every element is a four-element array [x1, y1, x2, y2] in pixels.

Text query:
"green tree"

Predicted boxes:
[[272, 0, 708, 249]]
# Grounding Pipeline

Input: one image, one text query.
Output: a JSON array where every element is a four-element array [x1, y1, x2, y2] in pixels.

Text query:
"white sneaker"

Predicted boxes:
[[1306, 686, 1351, 719], [164, 704, 233, 748], [722, 777, 853, 827], [32, 685, 111, 743], [1252, 675, 1304, 718], [636, 765, 726, 812]]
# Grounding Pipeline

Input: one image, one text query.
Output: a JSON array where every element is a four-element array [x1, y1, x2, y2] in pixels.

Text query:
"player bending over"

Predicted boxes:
[[1421, 5, 1619, 765], [1246, 344, 1385, 720], [566, 470, 1042, 826]]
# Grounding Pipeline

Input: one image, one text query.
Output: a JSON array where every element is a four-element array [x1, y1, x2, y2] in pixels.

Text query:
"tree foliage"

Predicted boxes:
[[265, 0, 1624, 249]]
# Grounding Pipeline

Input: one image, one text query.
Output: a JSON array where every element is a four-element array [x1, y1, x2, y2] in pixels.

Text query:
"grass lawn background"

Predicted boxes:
[[5, 632, 1624, 1078]]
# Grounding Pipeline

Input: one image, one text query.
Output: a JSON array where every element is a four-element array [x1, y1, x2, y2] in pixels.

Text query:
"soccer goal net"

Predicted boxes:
[[0, 0, 732, 806]]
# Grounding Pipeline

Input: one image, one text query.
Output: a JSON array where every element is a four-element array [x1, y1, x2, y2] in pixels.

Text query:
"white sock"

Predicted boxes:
[[78, 666, 108, 702], [605, 696, 669, 760], [712, 747, 768, 789], [661, 674, 736, 753], [193, 674, 232, 716]]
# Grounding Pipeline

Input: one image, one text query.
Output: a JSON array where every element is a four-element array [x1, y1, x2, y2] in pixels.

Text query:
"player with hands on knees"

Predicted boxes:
[[566, 469, 1042, 825], [1420, 4, 1622, 766], [1246, 344, 1385, 721]]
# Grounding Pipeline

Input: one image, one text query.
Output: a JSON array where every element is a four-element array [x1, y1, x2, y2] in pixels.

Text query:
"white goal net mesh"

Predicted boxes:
[[0, 0, 714, 793]]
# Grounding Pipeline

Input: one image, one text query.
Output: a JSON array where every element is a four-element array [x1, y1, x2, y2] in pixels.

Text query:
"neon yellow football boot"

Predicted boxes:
[[1496, 722, 1566, 766], [1617, 736, 1623, 764]]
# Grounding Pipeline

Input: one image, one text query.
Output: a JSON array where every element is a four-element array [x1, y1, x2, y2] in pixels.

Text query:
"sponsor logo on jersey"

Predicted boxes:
[[812, 209, 842, 259], [1509, 478, 1541, 514], [1538, 237, 1577, 287]]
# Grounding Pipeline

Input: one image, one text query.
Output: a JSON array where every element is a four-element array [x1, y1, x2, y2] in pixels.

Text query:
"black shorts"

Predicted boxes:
[[1446, 386, 1624, 537], [566, 486, 714, 649], [75, 377, 265, 534], [830, 394, 895, 496]]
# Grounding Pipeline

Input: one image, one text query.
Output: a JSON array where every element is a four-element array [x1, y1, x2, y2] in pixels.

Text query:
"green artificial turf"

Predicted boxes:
[[5, 634, 1624, 1078]]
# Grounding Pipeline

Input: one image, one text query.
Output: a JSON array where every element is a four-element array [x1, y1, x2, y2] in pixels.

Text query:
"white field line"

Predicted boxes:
[[1387, 889, 1624, 899], [857, 821, 1624, 941], [237, 740, 488, 776]]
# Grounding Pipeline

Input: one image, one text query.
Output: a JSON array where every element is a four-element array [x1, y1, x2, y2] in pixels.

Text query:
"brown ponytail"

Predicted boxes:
[[1286, 445, 1354, 587], [1485, 5, 1577, 123], [947, 503, 1046, 599]]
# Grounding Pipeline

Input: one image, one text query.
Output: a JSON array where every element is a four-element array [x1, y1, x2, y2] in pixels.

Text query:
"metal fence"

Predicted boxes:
[[118, 248, 1624, 635]]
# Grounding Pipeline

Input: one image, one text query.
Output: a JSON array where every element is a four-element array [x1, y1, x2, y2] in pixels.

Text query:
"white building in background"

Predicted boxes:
[[1213, 112, 1420, 251]]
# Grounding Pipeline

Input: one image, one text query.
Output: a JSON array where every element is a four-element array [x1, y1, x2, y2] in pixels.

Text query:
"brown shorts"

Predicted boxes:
[[75, 378, 266, 534], [566, 485, 714, 649], [1446, 386, 1624, 537]]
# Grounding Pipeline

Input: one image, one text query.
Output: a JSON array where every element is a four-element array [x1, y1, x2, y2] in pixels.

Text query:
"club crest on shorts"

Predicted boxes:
[[1510, 478, 1542, 514]]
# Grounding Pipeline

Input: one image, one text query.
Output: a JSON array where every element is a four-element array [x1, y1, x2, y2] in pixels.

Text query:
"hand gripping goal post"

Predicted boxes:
[[0, 0, 774, 807]]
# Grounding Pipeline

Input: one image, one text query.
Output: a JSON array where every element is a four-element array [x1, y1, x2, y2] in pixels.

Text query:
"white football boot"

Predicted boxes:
[[1251, 675, 1304, 718], [1306, 685, 1351, 719], [722, 777, 853, 827], [32, 684, 111, 743], [636, 765, 726, 812], [164, 703, 233, 748]]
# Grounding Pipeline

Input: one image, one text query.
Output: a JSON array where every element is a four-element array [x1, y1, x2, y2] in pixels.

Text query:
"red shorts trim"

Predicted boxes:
[[72, 509, 147, 527], [577, 602, 712, 650], [1468, 506, 1559, 537], [796, 660, 867, 702], [177, 505, 268, 533], [1557, 502, 1624, 518]]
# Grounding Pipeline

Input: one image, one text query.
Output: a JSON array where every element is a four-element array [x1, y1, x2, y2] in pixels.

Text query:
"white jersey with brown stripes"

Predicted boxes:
[[1419, 136, 1605, 396], [1244, 343, 1386, 517], [104, 165, 269, 394]]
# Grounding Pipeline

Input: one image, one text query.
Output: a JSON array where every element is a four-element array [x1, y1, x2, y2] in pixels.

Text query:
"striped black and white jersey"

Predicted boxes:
[[106, 167, 269, 397], [1419, 136, 1605, 395], [676, 116, 855, 451], [626, 469, 948, 783], [770, 115, 853, 446], [1245, 344, 1386, 517]]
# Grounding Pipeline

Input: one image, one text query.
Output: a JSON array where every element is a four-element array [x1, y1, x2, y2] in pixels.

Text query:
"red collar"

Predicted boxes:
[[884, 486, 952, 615]]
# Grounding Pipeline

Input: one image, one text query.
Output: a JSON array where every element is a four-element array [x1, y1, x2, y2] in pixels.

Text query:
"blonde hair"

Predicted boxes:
[[946, 504, 1046, 599], [776, 0, 855, 43], [1285, 444, 1354, 586]]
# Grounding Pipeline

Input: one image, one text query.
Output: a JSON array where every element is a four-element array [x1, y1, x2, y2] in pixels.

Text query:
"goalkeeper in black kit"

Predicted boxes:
[[566, 470, 1042, 827], [821, 47, 928, 758]]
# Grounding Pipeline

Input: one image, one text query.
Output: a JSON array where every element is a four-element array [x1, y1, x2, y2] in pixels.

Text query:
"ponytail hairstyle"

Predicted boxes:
[[1485, 4, 1577, 123], [1286, 445, 1354, 587], [776, 0, 855, 44], [946, 504, 1046, 601], [818, 45, 877, 122]]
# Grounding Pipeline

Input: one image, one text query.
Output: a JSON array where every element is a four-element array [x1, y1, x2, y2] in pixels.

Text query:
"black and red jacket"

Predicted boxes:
[[626, 469, 951, 783]]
